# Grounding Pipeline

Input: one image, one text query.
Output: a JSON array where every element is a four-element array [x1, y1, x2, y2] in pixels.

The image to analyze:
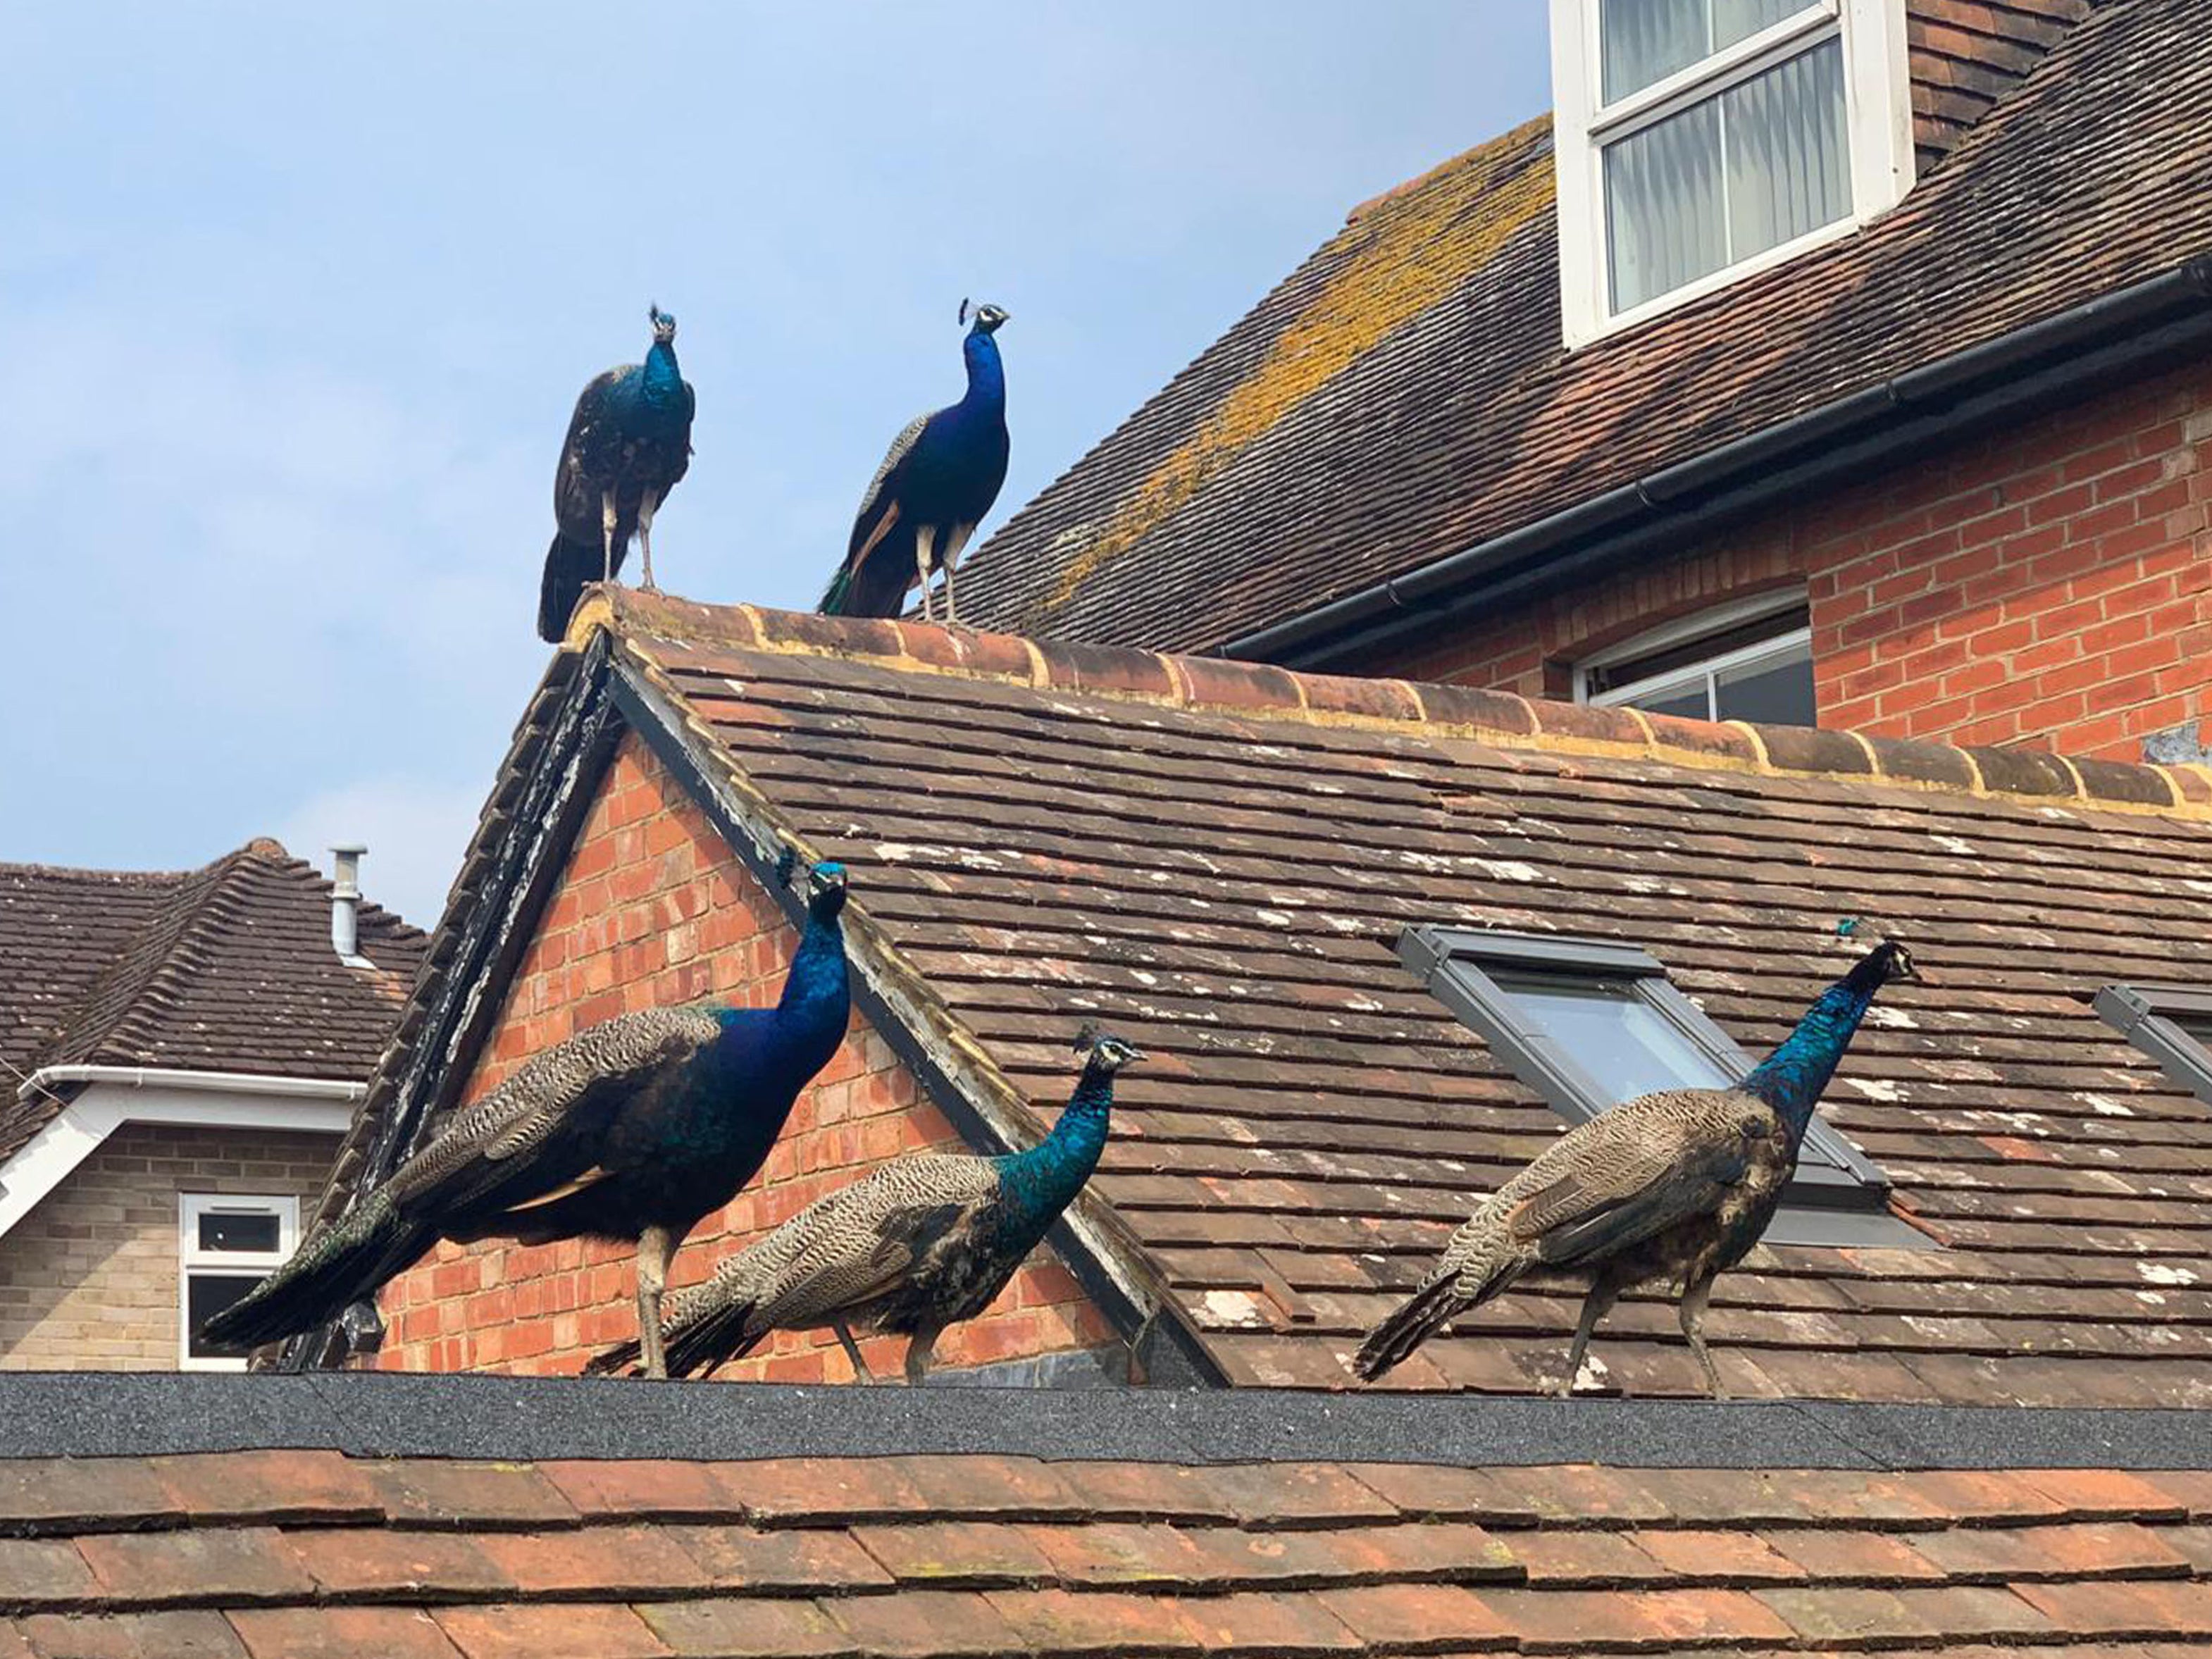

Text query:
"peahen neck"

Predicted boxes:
[[960, 329, 1005, 417], [642, 338, 685, 407], [998, 1063, 1113, 1219], [1739, 969, 1882, 1136]]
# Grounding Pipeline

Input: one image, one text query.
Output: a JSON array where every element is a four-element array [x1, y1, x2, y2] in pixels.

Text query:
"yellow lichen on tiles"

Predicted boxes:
[[1033, 118, 1555, 624]]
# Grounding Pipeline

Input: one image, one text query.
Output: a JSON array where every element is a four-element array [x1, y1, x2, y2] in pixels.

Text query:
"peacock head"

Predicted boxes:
[[649, 305, 678, 345], [805, 861, 849, 920], [959, 298, 1010, 335], [1073, 1024, 1143, 1075], [1846, 937, 1922, 992]]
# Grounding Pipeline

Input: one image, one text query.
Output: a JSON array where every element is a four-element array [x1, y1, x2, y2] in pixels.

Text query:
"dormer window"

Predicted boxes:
[[1551, 0, 1914, 346]]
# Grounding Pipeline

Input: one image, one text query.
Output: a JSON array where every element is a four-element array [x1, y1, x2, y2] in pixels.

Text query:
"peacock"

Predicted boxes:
[[201, 857, 850, 1379], [1354, 938, 1920, 1398], [538, 305, 697, 642], [588, 1028, 1139, 1384], [819, 300, 1010, 625]]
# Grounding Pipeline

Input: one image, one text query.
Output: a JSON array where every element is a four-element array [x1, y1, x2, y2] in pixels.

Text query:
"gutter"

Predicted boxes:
[[1224, 256, 2212, 669], [15, 1065, 366, 1105]]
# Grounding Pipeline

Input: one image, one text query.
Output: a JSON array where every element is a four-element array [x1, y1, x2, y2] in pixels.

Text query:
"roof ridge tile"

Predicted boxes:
[[589, 588, 2212, 822]]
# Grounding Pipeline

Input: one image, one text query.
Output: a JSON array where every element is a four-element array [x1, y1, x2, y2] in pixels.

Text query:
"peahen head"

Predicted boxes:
[[649, 305, 678, 346], [804, 861, 849, 921], [959, 298, 1011, 335]]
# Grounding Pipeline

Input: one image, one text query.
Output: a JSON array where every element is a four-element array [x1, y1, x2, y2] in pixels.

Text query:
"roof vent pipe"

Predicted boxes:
[[330, 844, 373, 969]]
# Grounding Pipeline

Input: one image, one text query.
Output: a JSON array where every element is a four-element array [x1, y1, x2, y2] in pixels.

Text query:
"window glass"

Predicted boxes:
[[1714, 640, 1817, 723], [2176, 1014, 2212, 1050], [184, 1276, 259, 1360], [1603, 0, 1813, 101], [1492, 970, 1736, 1102], [197, 1210, 282, 1254], [1606, 98, 1726, 311], [1723, 37, 1849, 262]]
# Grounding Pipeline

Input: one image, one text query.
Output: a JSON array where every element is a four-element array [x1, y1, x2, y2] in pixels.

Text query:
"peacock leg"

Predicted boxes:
[[903, 1325, 943, 1387], [636, 490, 660, 591], [635, 1224, 673, 1380], [1558, 1273, 1622, 1398], [601, 490, 619, 585], [831, 1317, 876, 1384], [940, 554, 959, 628], [914, 526, 937, 623], [1679, 1274, 1725, 1400]]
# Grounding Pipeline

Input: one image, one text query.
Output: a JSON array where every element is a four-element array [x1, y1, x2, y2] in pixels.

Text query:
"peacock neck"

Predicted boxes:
[[642, 339, 684, 407], [774, 910, 850, 1050], [961, 330, 1005, 418], [1739, 976, 1879, 1137], [998, 1065, 1113, 1219]]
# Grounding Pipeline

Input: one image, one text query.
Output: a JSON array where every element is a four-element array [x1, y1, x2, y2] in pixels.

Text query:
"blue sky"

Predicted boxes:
[[0, 3, 1550, 928]]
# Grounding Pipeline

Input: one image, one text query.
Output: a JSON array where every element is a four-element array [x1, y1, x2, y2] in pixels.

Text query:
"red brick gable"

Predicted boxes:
[[373, 733, 1116, 1381]]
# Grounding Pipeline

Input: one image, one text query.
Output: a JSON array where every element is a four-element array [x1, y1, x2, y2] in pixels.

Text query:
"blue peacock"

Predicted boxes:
[[1355, 937, 1920, 1398], [201, 858, 851, 1379], [538, 305, 697, 642], [588, 1026, 1138, 1384], [820, 300, 1011, 625]]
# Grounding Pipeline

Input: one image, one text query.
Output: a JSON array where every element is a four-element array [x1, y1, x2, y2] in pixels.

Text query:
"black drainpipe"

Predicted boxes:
[[1224, 256, 2212, 671]]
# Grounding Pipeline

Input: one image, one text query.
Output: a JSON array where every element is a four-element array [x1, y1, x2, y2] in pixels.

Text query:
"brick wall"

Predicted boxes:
[[1372, 357, 2212, 762], [375, 733, 1117, 1381], [0, 1123, 337, 1371]]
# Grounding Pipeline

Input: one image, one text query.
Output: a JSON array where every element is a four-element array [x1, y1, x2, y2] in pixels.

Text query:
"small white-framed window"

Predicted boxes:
[[1550, 0, 1915, 345], [1575, 590, 1815, 724], [179, 1193, 297, 1371]]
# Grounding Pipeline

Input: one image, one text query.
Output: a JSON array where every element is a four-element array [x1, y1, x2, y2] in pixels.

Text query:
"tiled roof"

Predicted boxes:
[[950, 0, 2206, 654], [5, 1443, 2212, 1655], [1906, 1, 2094, 173], [344, 590, 2212, 1405], [0, 842, 426, 1162]]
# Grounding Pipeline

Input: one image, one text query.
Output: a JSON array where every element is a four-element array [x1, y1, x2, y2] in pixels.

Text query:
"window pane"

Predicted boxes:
[[2176, 1014, 2212, 1050], [1723, 37, 1849, 262], [1715, 0, 1811, 51], [197, 1210, 280, 1253], [1622, 679, 1713, 721], [1493, 972, 1736, 1103], [1602, 0, 1707, 101], [185, 1274, 260, 1359], [1715, 640, 1816, 724], [1605, 97, 1726, 311]]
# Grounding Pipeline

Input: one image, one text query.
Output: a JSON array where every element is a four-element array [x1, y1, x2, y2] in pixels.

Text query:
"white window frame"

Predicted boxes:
[[1574, 588, 1813, 719], [178, 1193, 297, 1372], [1550, 0, 1915, 347]]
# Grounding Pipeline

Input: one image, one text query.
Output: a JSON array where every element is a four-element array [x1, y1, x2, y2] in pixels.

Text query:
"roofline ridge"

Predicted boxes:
[[97, 858, 266, 1063], [590, 592, 2212, 824]]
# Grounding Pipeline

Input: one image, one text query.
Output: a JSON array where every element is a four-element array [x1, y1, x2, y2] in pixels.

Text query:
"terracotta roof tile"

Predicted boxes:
[[2, 1448, 2211, 1655], [950, 0, 2194, 656]]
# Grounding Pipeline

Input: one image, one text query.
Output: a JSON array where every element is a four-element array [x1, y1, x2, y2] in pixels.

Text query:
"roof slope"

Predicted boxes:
[[954, 0, 2204, 654], [0, 842, 425, 1161], [4, 1374, 2211, 1658], [436, 592, 2212, 1408]]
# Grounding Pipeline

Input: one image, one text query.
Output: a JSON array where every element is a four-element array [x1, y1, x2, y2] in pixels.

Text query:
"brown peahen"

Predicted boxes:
[[588, 1029, 1138, 1384], [1354, 938, 1920, 1398]]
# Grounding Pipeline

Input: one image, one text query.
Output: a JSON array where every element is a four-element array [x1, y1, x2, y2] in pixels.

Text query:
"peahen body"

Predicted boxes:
[[588, 1029, 1138, 1384], [202, 861, 850, 1378], [1354, 940, 1920, 1398], [820, 300, 1009, 626], [539, 305, 697, 642]]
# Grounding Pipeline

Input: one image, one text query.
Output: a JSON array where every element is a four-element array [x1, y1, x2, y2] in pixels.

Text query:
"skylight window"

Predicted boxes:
[[1550, 0, 1915, 344], [2096, 983, 2212, 1107], [1577, 591, 1815, 724], [1401, 926, 1924, 1248]]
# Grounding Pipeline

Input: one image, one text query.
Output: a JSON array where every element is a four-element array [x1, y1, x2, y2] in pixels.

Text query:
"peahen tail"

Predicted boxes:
[[584, 1286, 766, 1379], [197, 1190, 433, 1353], [539, 531, 608, 642], [1352, 1274, 1476, 1381]]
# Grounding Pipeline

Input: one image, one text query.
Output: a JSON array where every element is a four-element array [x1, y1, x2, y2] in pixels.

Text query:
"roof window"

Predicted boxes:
[[2096, 983, 2212, 1107]]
